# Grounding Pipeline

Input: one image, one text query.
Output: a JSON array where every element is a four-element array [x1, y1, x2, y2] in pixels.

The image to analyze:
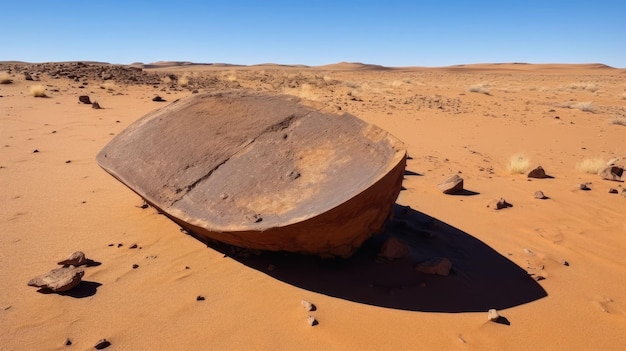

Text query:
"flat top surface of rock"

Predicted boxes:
[[97, 91, 406, 232]]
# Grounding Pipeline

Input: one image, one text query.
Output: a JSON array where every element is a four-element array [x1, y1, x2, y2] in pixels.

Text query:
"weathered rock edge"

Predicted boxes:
[[97, 91, 407, 257]]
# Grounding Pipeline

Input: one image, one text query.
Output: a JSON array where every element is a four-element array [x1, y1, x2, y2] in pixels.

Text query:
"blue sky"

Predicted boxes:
[[2, 1, 625, 67]]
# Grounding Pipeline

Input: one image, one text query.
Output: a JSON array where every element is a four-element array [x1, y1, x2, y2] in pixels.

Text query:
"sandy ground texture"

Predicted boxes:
[[1, 61, 626, 350]]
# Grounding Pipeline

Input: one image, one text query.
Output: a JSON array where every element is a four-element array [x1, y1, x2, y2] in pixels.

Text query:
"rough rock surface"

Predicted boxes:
[[96, 91, 406, 258], [57, 251, 87, 266], [27, 267, 84, 292], [438, 174, 464, 194]]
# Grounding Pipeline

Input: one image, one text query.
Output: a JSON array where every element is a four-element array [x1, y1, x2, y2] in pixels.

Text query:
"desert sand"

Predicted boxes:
[[1, 61, 625, 350]]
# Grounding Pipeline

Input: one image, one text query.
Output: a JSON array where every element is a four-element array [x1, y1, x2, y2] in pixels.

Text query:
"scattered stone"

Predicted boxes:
[[196, 295, 205, 301], [24, 72, 33, 81], [487, 309, 500, 321], [65, 160, 72, 164], [32, 149, 39, 153], [57, 251, 87, 267], [609, 188, 618, 194], [438, 174, 464, 194], [92, 101, 101, 109], [78, 95, 91, 104], [306, 315, 318, 326], [579, 183, 592, 191], [132, 264, 139, 269], [415, 257, 452, 276], [534, 190, 548, 199], [28, 267, 84, 292], [94, 339, 111, 350], [534, 275, 546, 281], [561, 259, 570, 266], [129, 243, 138, 249], [117, 243, 123, 248], [528, 166, 549, 179], [152, 95, 165, 102], [493, 198, 513, 210], [598, 165, 624, 181], [65, 338, 72, 346], [378, 236, 409, 260], [301, 300, 316, 312]]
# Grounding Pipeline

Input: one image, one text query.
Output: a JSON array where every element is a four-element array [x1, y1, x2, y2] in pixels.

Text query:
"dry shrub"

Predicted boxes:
[[468, 83, 491, 95], [610, 117, 626, 126], [178, 74, 190, 87], [564, 82, 599, 92], [30, 85, 46, 97], [559, 101, 595, 112], [508, 154, 530, 174], [0, 71, 13, 84], [576, 158, 606, 174]]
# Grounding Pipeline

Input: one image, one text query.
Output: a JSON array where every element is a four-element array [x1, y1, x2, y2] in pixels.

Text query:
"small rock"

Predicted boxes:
[[78, 95, 92, 104], [579, 183, 592, 191], [528, 166, 549, 179], [132, 264, 139, 269], [32, 149, 39, 153], [57, 251, 87, 267], [415, 257, 452, 276], [92, 101, 101, 109], [494, 198, 513, 210], [246, 214, 263, 223], [24, 72, 33, 81], [196, 295, 205, 301], [598, 165, 624, 181], [65, 160, 72, 164], [65, 338, 72, 346], [438, 174, 464, 194], [219, 193, 229, 200], [534, 275, 546, 281], [28, 267, 84, 292], [94, 339, 111, 350], [609, 188, 618, 194], [534, 190, 548, 199], [561, 259, 570, 266], [378, 236, 409, 260], [487, 309, 500, 321], [306, 315, 318, 326], [301, 300, 316, 312], [152, 95, 165, 102]]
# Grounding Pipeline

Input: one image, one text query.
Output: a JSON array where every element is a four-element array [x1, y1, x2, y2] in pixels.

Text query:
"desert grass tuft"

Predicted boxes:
[[468, 83, 491, 95], [508, 154, 530, 174], [576, 158, 606, 174], [610, 117, 626, 126], [0, 71, 13, 84], [559, 101, 595, 112], [178, 74, 190, 87], [30, 85, 47, 97]]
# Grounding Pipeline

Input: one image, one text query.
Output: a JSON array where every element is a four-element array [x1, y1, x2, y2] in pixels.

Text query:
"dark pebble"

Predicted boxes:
[[196, 295, 205, 301]]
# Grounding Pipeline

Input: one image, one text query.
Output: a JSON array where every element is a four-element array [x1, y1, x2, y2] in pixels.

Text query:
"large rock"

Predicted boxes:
[[27, 267, 84, 292], [598, 165, 624, 181], [97, 91, 406, 258], [528, 166, 548, 179]]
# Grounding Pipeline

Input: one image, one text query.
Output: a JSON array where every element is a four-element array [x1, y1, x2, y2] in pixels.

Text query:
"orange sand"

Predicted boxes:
[[1, 62, 625, 350]]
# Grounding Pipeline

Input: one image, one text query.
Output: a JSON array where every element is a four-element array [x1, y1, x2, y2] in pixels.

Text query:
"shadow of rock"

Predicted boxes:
[[196, 205, 546, 313], [449, 189, 480, 196], [404, 170, 423, 176], [37, 281, 101, 298]]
